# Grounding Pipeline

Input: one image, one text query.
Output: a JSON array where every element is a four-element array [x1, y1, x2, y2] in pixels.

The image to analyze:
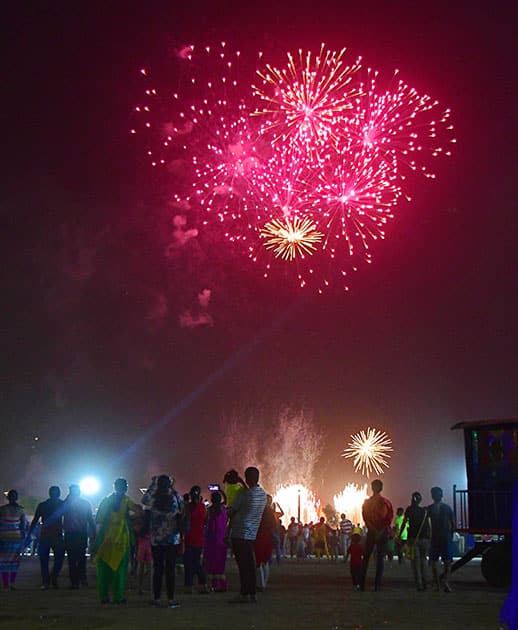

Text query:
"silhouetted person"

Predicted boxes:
[[28, 486, 65, 589], [360, 479, 393, 591], [228, 466, 267, 603], [63, 484, 95, 589], [428, 486, 455, 592], [402, 491, 431, 591]]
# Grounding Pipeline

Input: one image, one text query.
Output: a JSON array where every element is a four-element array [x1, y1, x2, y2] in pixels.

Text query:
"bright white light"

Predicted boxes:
[[79, 476, 100, 496]]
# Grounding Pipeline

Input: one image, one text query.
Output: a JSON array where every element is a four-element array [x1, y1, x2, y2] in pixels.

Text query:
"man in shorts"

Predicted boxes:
[[428, 486, 455, 592]]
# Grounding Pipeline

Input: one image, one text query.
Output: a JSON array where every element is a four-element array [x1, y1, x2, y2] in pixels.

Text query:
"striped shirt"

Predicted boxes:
[[339, 518, 353, 536], [230, 485, 267, 541]]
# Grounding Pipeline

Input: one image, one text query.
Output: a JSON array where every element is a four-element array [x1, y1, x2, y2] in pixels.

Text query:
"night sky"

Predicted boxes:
[[2, 1, 517, 509]]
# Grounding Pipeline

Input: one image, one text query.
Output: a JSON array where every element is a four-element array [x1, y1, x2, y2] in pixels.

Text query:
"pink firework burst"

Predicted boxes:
[[348, 68, 456, 180], [311, 147, 403, 259]]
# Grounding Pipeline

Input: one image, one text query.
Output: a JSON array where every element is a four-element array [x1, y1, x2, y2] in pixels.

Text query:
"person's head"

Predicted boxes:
[[244, 466, 259, 487], [49, 486, 61, 499], [371, 479, 383, 494], [7, 490, 18, 505], [411, 491, 422, 505], [223, 469, 239, 484], [290, 516, 295, 523], [319, 516, 325, 524], [351, 533, 361, 545], [431, 486, 443, 503], [190, 485, 202, 502], [156, 475, 172, 492], [114, 478, 128, 495], [341, 513, 346, 519], [211, 491, 222, 506], [183, 493, 190, 503], [69, 484, 80, 498], [396, 507, 404, 516]]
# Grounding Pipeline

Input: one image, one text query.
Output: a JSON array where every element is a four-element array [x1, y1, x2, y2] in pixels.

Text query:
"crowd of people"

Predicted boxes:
[[0, 468, 456, 606]]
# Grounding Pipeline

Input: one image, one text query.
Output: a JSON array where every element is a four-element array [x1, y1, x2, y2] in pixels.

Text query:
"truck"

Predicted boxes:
[[451, 418, 517, 587]]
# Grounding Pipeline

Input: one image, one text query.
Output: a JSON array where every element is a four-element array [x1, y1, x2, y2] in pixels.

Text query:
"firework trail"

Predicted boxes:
[[342, 427, 393, 477]]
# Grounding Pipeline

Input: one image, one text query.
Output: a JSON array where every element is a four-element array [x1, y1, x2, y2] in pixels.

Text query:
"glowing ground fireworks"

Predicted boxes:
[[132, 42, 455, 292], [333, 483, 369, 525], [273, 484, 321, 524], [342, 427, 393, 477]]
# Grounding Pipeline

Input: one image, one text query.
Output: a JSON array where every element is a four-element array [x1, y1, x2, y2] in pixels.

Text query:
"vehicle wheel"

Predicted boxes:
[[481, 543, 512, 588]]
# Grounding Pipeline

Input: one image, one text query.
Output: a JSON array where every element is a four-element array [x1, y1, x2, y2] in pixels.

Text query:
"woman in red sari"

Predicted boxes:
[[254, 494, 275, 591]]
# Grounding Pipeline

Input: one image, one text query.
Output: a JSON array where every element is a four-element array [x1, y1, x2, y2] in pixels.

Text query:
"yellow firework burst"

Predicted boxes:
[[259, 216, 323, 261], [342, 427, 393, 477]]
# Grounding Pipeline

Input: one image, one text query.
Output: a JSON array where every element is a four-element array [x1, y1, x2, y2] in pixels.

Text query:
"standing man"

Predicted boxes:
[[28, 486, 65, 589], [287, 517, 300, 558], [428, 486, 455, 592], [63, 484, 95, 589], [359, 479, 393, 592], [339, 513, 354, 561], [394, 507, 409, 564], [228, 466, 267, 603]]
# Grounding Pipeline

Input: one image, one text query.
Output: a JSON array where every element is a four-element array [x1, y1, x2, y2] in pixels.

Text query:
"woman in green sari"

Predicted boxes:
[[93, 478, 138, 604]]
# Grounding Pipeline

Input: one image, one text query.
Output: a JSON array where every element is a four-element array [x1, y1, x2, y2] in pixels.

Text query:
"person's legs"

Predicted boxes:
[[192, 546, 207, 588], [51, 538, 65, 586], [183, 545, 193, 587], [112, 550, 129, 603], [374, 531, 388, 590], [96, 560, 113, 602], [410, 539, 421, 590], [360, 529, 375, 590], [152, 545, 165, 601], [164, 545, 179, 601], [232, 538, 256, 598], [419, 539, 429, 590], [38, 539, 51, 586]]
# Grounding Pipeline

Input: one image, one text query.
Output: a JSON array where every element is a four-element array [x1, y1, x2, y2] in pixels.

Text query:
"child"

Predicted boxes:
[[347, 533, 364, 590]]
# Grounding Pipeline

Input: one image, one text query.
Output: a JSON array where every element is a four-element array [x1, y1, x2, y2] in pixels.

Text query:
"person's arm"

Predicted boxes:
[[275, 503, 285, 518], [27, 505, 42, 538], [142, 478, 157, 507]]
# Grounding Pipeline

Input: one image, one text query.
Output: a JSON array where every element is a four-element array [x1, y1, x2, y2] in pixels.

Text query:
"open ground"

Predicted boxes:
[[0, 556, 507, 629]]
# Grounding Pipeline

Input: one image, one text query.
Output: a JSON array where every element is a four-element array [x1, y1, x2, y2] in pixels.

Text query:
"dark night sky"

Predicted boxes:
[[2, 1, 517, 507]]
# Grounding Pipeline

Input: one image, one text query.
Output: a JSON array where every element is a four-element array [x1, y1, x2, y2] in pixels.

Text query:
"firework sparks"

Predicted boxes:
[[333, 483, 369, 525], [260, 216, 323, 261], [273, 484, 321, 524], [253, 44, 362, 155], [132, 41, 454, 292], [342, 427, 393, 477]]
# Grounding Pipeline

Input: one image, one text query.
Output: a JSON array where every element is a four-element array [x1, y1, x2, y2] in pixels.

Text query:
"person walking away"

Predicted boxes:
[[254, 494, 275, 591], [394, 507, 409, 564], [271, 501, 284, 565], [28, 486, 65, 589], [401, 491, 431, 591], [184, 485, 208, 594], [0, 490, 27, 590], [428, 486, 455, 592], [204, 491, 228, 592], [346, 533, 364, 590], [63, 484, 95, 589], [228, 466, 267, 603], [339, 513, 353, 561], [142, 475, 184, 607], [93, 478, 138, 604], [359, 479, 394, 591], [287, 517, 300, 558], [313, 517, 331, 560]]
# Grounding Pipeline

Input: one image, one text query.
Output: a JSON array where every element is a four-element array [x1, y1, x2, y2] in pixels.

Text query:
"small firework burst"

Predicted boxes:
[[342, 427, 393, 477], [260, 216, 324, 261]]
